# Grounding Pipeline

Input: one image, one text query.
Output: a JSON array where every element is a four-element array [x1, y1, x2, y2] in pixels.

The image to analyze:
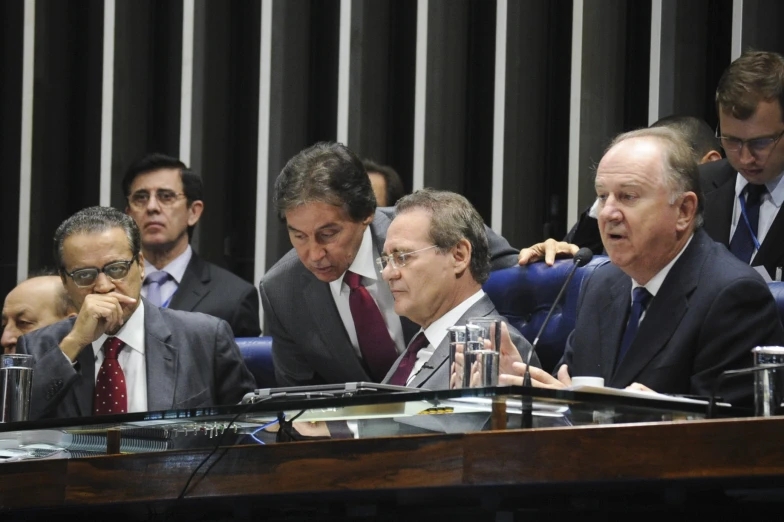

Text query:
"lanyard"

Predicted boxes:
[[738, 190, 762, 252]]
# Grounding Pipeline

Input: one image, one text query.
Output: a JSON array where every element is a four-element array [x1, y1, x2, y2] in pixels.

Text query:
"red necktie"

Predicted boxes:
[[344, 271, 399, 381], [388, 332, 430, 386], [93, 337, 128, 415]]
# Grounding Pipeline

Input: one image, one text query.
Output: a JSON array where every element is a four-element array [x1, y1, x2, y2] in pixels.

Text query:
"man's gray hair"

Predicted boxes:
[[607, 126, 704, 229], [395, 189, 491, 284]]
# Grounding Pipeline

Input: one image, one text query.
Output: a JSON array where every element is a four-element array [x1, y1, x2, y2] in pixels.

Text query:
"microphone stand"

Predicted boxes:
[[707, 363, 784, 418]]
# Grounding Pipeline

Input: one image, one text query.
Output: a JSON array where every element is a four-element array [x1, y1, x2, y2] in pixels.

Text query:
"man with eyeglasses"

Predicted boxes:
[[122, 153, 261, 337], [702, 50, 784, 280], [378, 189, 536, 389], [16, 207, 255, 420], [260, 142, 520, 387]]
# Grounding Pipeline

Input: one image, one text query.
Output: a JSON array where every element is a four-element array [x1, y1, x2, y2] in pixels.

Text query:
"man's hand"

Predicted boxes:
[[498, 321, 523, 376], [59, 293, 136, 361], [625, 382, 656, 393], [500, 362, 572, 389], [518, 238, 579, 266]]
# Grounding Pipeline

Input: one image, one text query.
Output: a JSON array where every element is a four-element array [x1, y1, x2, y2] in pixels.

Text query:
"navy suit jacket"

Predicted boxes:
[[168, 252, 261, 337], [702, 158, 784, 280], [17, 299, 256, 420], [260, 207, 521, 387], [561, 228, 784, 405]]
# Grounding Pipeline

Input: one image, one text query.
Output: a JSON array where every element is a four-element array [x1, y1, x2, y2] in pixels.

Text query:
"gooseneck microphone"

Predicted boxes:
[[522, 247, 594, 387]]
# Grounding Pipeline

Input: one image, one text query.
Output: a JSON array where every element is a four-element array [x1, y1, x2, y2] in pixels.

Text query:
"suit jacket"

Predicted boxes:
[[260, 207, 521, 387], [17, 299, 257, 420], [380, 294, 538, 389], [561, 228, 784, 405], [168, 252, 261, 337], [702, 158, 784, 280]]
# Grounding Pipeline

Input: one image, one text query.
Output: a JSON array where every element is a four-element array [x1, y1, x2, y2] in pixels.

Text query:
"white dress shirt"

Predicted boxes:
[[142, 245, 193, 308], [405, 289, 486, 385], [730, 171, 784, 255], [91, 300, 148, 413], [329, 226, 406, 358]]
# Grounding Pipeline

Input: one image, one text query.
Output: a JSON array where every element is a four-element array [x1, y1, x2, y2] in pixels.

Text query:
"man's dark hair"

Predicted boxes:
[[363, 159, 406, 206], [716, 50, 784, 122], [53, 206, 142, 274], [275, 142, 376, 221], [24, 270, 77, 315], [122, 153, 203, 205], [395, 189, 491, 284], [650, 115, 721, 161]]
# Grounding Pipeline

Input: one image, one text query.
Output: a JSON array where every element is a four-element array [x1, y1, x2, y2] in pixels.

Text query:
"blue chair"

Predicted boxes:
[[235, 337, 276, 388], [482, 256, 610, 373]]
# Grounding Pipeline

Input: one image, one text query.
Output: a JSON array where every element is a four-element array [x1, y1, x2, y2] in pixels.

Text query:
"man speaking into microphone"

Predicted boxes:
[[501, 127, 784, 405]]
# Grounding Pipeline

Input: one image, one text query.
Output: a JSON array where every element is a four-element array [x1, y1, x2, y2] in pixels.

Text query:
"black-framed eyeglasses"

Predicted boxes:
[[63, 257, 137, 288], [376, 245, 438, 271], [128, 189, 186, 209], [715, 127, 784, 156]]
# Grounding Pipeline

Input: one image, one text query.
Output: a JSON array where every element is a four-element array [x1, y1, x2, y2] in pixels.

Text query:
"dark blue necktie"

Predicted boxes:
[[617, 287, 652, 366], [730, 183, 767, 263]]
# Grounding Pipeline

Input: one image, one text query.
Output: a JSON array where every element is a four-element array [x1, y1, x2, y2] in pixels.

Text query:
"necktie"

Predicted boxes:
[[730, 183, 767, 263], [388, 332, 430, 386], [344, 271, 399, 381], [144, 271, 171, 307], [616, 287, 652, 366], [93, 337, 128, 415]]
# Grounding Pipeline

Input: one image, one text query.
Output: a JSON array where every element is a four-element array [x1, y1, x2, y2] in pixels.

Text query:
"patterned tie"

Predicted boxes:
[[388, 332, 430, 386], [144, 271, 171, 307], [730, 183, 767, 263], [344, 271, 399, 381], [93, 337, 128, 415], [616, 287, 652, 367]]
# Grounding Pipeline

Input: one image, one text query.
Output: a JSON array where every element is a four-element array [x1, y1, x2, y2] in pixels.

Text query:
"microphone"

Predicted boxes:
[[706, 362, 784, 418], [522, 248, 593, 387]]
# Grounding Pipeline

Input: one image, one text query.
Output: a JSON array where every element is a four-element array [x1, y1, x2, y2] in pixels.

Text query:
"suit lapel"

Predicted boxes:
[[168, 254, 209, 312], [597, 276, 630, 380], [143, 302, 178, 411], [610, 233, 703, 387], [703, 174, 735, 246], [73, 345, 96, 416]]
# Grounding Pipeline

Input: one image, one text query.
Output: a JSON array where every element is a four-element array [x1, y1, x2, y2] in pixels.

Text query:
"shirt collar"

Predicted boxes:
[[92, 299, 146, 357], [421, 289, 486, 348], [143, 245, 192, 284], [734, 171, 784, 208], [330, 226, 377, 292], [631, 234, 693, 297]]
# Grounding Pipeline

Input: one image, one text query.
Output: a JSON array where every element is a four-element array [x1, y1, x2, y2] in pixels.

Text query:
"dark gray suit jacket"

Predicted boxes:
[[702, 158, 784, 280], [260, 207, 521, 387], [168, 252, 261, 337], [380, 294, 538, 389], [561, 228, 784, 405], [17, 299, 257, 420]]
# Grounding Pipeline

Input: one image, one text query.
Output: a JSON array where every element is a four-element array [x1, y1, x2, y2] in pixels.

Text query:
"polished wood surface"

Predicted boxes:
[[2, 417, 784, 513]]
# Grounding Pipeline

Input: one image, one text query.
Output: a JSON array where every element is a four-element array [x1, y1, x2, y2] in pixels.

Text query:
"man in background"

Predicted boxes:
[[363, 159, 406, 207], [122, 153, 261, 337]]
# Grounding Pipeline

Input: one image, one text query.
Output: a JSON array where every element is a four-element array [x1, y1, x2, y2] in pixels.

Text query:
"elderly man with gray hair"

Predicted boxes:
[[502, 127, 784, 406]]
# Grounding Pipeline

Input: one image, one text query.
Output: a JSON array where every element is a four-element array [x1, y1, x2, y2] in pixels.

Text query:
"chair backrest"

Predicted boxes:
[[767, 282, 784, 329], [235, 337, 276, 388], [482, 256, 610, 373]]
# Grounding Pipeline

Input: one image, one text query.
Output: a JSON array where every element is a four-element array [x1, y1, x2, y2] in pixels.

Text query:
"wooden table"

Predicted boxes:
[[2, 416, 784, 519]]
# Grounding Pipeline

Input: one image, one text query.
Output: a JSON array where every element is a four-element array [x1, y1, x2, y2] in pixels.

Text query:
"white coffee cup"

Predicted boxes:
[[570, 376, 605, 388]]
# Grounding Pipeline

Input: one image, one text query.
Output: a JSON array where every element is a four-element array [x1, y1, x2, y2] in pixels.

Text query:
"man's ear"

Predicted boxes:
[[676, 191, 698, 231], [452, 239, 472, 274], [700, 150, 723, 164], [187, 200, 204, 226]]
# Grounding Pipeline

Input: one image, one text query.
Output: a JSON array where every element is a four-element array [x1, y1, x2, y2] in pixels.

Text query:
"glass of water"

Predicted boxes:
[[465, 318, 502, 388]]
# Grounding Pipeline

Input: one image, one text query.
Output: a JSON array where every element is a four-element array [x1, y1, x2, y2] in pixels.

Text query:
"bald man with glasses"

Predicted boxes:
[[17, 206, 255, 421]]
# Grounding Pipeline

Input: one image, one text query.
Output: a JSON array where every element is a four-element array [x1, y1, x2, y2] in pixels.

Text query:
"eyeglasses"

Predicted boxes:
[[128, 189, 186, 209], [715, 127, 784, 156], [376, 245, 438, 271], [63, 258, 137, 288]]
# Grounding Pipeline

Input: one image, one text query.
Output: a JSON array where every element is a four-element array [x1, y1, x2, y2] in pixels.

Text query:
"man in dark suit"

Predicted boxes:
[[122, 153, 260, 337], [378, 189, 536, 389], [17, 207, 255, 420], [501, 128, 784, 405], [260, 143, 520, 387]]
